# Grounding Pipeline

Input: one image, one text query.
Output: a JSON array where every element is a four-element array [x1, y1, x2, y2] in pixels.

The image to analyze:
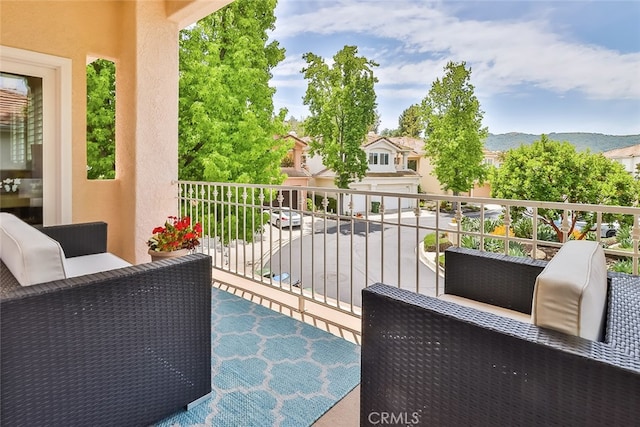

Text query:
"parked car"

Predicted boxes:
[[266, 208, 302, 228], [523, 208, 619, 238], [553, 218, 618, 238]]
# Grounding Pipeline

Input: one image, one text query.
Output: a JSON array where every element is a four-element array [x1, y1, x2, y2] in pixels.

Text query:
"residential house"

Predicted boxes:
[[366, 134, 501, 198], [1, 0, 233, 263], [307, 136, 421, 213], [603, 144, 640, 176], [470, 149, 502, 197], [278, 133, 311, 209]]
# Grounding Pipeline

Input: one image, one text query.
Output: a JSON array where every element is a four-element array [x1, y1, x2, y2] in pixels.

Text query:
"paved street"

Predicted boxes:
[[265, 210, 456, 307], [205, 206, 504, 308]]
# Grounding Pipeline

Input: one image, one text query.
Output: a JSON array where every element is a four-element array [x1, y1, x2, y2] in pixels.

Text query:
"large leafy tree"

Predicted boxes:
[[86, 59, 116, 179], [421, 61, 488, 195], [302, 45, 378, 188], [179, 0, 289, 184], [178, 0, 289, 243], [398, 104, 423, 138], [491, 135, 639, 241]]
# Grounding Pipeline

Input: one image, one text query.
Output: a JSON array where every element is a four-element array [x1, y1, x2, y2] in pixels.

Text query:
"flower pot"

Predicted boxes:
[[148, 248, 189, 262]]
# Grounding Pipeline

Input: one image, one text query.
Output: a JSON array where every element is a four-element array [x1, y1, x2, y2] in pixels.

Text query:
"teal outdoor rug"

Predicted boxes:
[[154, 287, 361, 427]]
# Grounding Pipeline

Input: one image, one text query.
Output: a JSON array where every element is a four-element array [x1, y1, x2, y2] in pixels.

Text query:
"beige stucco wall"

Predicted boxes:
[[1, 0, 128, 255], [418, 157, 448, 195], [1, 0, 223, 263]]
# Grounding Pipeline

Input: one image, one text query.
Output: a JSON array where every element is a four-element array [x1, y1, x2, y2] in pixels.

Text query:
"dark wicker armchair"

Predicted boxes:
[[1, 222, 212, 427], [361, 247, 640, 427]]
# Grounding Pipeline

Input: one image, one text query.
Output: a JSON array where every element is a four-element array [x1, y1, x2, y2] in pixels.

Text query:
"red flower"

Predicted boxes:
[[147, 215, 203, 252]]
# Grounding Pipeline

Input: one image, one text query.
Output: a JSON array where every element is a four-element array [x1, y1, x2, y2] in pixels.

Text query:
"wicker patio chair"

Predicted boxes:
[[1, 222, 212, 426], [361, 247, 640, 426]]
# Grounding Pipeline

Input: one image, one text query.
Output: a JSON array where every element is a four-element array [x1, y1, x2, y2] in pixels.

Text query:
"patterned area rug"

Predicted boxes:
[[154, 287, 361, 427]]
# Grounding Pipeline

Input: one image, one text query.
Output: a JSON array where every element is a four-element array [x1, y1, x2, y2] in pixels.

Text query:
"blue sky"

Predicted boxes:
[[268, 0, 640, 135]]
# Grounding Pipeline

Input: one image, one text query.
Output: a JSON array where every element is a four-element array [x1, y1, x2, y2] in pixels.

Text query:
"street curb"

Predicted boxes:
[[418, 244, 445, 278]]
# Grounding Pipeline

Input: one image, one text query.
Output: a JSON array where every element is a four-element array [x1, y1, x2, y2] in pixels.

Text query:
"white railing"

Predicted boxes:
[[176, 181, 640, 317]]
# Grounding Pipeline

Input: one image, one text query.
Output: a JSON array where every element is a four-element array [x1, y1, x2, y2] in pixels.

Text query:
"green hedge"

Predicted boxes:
[[423, 232, 452, 252]]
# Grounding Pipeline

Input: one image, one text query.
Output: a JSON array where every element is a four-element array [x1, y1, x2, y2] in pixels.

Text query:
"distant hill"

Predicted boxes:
[[485, 133, 640, 153]]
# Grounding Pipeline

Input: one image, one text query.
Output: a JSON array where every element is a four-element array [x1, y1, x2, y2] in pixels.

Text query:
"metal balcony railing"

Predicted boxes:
[[177, 181, 640, 317]]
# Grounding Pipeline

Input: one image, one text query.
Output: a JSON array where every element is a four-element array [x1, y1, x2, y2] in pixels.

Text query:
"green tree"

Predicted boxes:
[[398, 104, 423, 138], [368, 110, 381, 134], [491, 135, 639, 242], [86, 59, 116, 179], [284, 116, 306, 136], [178, 0, 289, 243], [421, 61, 488, 195], [380, 128, 401, 137], [178, 0, 289, 184], [302, 45, 378, 188]]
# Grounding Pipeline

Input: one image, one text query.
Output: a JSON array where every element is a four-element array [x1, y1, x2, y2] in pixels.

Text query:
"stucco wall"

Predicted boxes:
[[0, 0, 187, 263], [1, 1, 127, 253]]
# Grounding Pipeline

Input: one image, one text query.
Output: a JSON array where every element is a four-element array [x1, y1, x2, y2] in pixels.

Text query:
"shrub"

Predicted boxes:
[[482, 218, 501, 234], [507, 242, 527, 257], [461, 216, 480, 232], [306, 198, 315, 211], [616, 225, 632, 249], [423, 232, 452, 252], [512, 217, 533, 239], [611, 259, 633, 274], [460, 234, 480, 250], [490, 224, 515, 237], [440, 200, 452, 211], [484, 238, 503, 253], [537, 224, 559, 242], [313, 195, 337, 213]]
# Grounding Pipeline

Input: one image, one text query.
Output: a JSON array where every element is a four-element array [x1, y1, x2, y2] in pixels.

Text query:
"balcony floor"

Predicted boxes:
[[154, 278, 361, 426]]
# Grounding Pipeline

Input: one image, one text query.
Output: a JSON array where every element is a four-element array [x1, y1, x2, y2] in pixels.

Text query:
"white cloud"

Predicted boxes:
[[272, 0, 640, 101]]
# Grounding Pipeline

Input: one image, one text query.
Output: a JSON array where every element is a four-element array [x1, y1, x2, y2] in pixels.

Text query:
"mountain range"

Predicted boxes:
[[485, 133, 640, 153]]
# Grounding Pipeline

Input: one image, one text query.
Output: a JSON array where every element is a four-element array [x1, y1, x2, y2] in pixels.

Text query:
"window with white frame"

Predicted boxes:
[[368, 152, 389, 165]]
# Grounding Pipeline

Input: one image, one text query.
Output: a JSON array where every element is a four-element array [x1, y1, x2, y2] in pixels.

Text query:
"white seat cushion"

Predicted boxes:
[[0, 213, 67, 286], [532, 240, 607, 341], [64, 253, 132, 278]]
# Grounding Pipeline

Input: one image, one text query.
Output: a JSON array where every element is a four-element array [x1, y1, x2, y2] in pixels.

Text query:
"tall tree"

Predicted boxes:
[[284, 116, 306, 136], [178, 0, 289, 184], [380, 128, 401, 137], [421, 61, 488, 195], [368, 110, 381, 134], [178, 0, 289, 244], [491, 135, 639, 242], [302, 45, 378, 188], [86, 59, 116, 179], [398, 104, 423, 138]]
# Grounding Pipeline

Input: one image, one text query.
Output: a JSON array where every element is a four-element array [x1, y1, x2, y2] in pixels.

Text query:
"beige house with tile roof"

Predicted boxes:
[[305, 136, 421, 213], [603, 144, 640, 176], [366, 134, 501, 197], [279, 133, 312, 210]]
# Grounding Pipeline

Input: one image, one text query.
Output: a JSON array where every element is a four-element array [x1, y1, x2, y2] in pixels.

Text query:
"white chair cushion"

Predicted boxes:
[[532, 240, 607, 341], [64, 253, 132, 278], [0, 213, 67, 286]]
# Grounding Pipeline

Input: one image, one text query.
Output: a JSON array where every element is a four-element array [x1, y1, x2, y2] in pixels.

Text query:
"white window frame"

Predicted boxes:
[[1, 46, 72, 224]]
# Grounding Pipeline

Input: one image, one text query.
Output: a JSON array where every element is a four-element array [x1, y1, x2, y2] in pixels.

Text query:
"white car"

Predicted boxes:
[[553, 218, 618, 238], [266, 208, 302, 227]]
